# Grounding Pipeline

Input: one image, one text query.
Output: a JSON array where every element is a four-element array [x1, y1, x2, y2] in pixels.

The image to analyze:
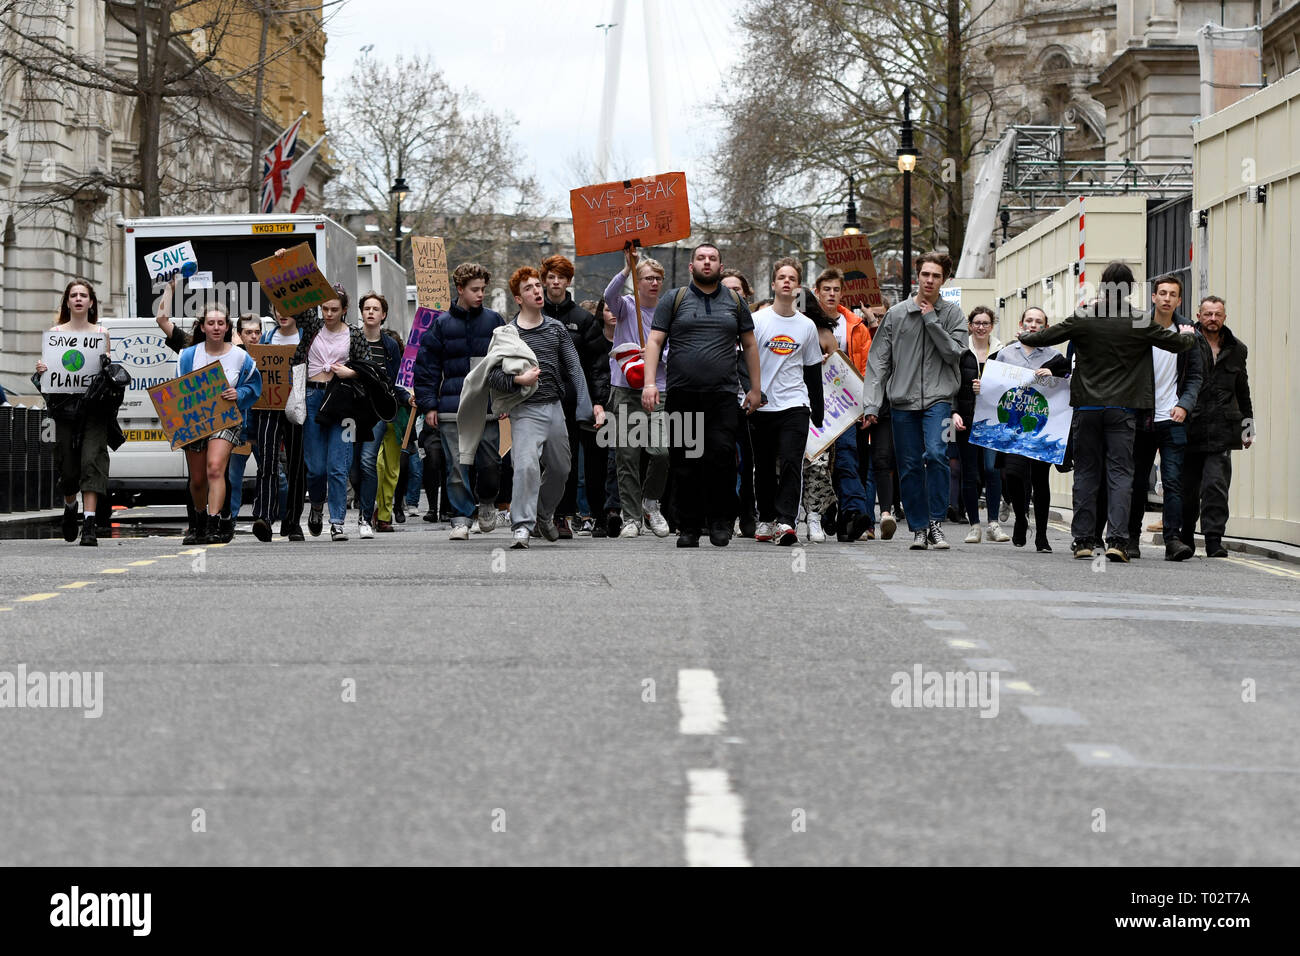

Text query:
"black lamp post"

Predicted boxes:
[[390, 171, 410, 264], [896, 86, 918, 300], [842, 173, 861, 235]]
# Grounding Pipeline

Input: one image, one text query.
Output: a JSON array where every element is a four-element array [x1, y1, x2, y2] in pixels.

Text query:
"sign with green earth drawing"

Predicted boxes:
[[41, 330, 106, 394], [970, 358, 1073, 465]]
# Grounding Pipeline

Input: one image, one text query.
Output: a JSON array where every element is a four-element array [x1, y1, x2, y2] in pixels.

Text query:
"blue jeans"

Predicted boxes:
[[832, 426, 871, 519], [358, 419, 385, 520], [228, 451, 251, 516], [406, 442, 423, 507], [1129, 419, 1185, 542], [439, 418, 501, 522], [304, 387, 352, 524], [891, 403, 951, 531]]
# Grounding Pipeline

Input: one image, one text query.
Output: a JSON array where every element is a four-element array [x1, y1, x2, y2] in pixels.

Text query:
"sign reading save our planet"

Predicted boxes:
[[41, 330, 106, 394], [144, 240, 198, 284], [969, 359, 1073, 465]]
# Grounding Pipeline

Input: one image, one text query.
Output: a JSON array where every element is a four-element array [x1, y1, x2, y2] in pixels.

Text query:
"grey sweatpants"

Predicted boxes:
[[509, 400, 570, 532]]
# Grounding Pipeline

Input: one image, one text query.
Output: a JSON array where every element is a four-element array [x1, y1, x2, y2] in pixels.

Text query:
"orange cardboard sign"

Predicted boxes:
[[248, 344, 295, 410], [250, 242, 337, 315], [821, 234, 884, 309], [569, 171, 691, 256]]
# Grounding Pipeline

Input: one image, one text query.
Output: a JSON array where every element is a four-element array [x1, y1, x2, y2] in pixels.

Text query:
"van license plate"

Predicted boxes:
[[123, 429, 167, 442], [251, 223, 295, 234]]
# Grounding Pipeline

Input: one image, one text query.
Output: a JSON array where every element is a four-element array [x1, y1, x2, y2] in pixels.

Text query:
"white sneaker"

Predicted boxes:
[[964, 524, 982, 544], [642, 498, 670, 537], [807, 512, 826, 543], [755, 521, 773, 542], [999, 498, 1012, 524], [449, 523, 470, 541], [477, 504, 497, 533], [773, 522, 798, 546], [359, 520, 374, 540], [987, 520, 1011, 542], [619, 520, 641, 538], [511, 527, 530, 549], [879, 512, 897, 540], [497, 508, 511, 528]]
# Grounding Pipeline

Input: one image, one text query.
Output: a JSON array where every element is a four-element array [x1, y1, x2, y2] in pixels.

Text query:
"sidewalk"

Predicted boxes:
[[1050, 506, 1300, 566]]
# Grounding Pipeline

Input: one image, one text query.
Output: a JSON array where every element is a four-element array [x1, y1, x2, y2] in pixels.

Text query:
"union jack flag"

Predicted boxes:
[[259, 115, 304, 213]]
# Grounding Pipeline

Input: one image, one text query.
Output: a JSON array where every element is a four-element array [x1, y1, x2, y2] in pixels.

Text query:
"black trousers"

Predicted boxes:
[[1070, 408, 1135, 546], [250, 409, 305, 531], [559, 419, 607, 518], [859, 417, 896, 513], [737, 408, 756, 524], [749, 407, 810, 526], [419, 425, 450, 517], [667, 390, 740, 534], [1182, 449, 1233, 542], [1004, 455, 1052, 541]]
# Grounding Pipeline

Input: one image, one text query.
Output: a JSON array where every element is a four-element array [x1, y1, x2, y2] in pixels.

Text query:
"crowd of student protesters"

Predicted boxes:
[[36, 247, 1253, 559]]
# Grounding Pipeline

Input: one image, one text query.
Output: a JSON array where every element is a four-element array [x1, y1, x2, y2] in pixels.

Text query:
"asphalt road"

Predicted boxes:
[[2, 506, 1298, 866]]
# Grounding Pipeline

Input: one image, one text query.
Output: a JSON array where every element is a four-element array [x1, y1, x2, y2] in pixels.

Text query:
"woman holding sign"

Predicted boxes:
[[33, 278, 111, 546], [177, 306, 262, 544]]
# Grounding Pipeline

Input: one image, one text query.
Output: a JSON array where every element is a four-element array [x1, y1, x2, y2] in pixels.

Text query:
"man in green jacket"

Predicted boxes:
[[1018, 261, 1195, 562]]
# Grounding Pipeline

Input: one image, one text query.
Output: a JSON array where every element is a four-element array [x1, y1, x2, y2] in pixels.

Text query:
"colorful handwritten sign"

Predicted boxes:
[[148, 362, 241, 449], [821, 234, 883, 309], [396, 306, 440, 390], [248, 344, 295, 410], [409, 236, 450, 310], [250, 242, 336, 315], [805, 350, 865, 460], [42, 330, 106, 394], [569, 171, 691, 256]]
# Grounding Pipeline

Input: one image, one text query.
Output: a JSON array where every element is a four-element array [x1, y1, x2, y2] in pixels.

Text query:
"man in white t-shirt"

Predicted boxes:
[[1126, 273, 1205, 561], [749, 258, 825, 546]]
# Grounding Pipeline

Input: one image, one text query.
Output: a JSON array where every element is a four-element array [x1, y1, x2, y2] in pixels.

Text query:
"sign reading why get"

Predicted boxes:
[[569, 171, 691, 256]]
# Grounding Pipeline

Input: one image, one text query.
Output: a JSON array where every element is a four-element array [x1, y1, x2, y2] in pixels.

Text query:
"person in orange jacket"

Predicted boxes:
[[813, 268, 880, 541]]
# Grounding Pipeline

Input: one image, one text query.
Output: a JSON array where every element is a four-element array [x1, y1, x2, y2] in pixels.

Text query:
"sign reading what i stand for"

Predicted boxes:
[[148, 362, 240, 449], [42, 330, 106, 394]]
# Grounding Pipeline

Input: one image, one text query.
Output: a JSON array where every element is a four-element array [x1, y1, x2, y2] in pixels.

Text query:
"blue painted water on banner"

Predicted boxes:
[[970, 420, 1068, 464]]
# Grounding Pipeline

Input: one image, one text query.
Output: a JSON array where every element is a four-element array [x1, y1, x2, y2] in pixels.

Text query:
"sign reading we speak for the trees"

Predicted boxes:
[[569, 172, 691, 256]]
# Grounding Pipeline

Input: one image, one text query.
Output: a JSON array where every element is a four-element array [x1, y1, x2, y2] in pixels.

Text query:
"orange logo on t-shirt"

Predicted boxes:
[[766, 334, 798, 356]]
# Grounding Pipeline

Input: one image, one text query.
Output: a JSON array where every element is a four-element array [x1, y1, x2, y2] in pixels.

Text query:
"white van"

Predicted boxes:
[[102, 317, 271, 505]]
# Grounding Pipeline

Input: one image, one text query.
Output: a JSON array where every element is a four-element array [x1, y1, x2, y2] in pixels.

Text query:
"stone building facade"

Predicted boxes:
[[0, 1, 329, 398]]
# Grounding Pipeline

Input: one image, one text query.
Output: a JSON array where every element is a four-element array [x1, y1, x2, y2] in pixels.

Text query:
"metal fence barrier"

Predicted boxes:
[[0, 405, 61, 514]]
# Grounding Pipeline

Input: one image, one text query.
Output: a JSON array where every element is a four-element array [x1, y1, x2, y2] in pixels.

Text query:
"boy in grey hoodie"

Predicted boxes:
[[862, 251, 967, 550]]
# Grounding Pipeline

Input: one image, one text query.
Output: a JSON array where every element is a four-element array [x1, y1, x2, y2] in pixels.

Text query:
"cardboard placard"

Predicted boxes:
[[145, 240, 198, 283], [805, 351, 865, 460], [248, 344, 296, 410], [498, 417, 511, 459], [569, 171, 690, 256], [397, 306, 441, 390], [250, 242, 337, 315], [410, 236, 450, 310], [41, 330, 106, 394], [148, 362, 241, 449], [821, 234, 884, 309], [969, 359, 1073, 465]]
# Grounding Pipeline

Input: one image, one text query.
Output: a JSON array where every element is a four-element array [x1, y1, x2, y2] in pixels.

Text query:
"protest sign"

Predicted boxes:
[[41, 330, 106, 394], [970, 359, 1073, 465], [144, 241, 198, 283], [148, 362, 241, 449], [250, 242, 336, 315], [248, 344, 295, 410], [569, 171, 690, 256], [396, 306, 441, 390], [821, 234, 883, 309], [189, 271, 214, 290], [805, 350, 864, 460], [409, 236, 450, 310]]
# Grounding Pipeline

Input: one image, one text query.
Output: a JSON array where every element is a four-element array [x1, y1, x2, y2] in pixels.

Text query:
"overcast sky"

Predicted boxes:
[[323, 0, 743, 217]]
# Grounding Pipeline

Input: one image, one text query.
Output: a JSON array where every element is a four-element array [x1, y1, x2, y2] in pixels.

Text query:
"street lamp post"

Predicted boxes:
[[390, 171, 410, 265], [896, 86, 918, 300], [842, 173, 861, 235]]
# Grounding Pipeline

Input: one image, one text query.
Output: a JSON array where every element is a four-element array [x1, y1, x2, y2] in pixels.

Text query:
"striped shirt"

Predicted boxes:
[[489, 316, 583, 406]]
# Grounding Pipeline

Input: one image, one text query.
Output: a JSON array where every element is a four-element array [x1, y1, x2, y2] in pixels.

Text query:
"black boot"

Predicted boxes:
[[79, 515, 97, 547], [217, 515, 236, 543], [203, 513, 221, 545], [62, 503, 80, 542], [1205, 535, 1228, 558], [183, 511, 205, 546]]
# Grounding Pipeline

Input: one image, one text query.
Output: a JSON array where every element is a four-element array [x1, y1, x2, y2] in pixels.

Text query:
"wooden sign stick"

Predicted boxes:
[[400, 402, 417, 451], [627, 241, 646, 349]]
